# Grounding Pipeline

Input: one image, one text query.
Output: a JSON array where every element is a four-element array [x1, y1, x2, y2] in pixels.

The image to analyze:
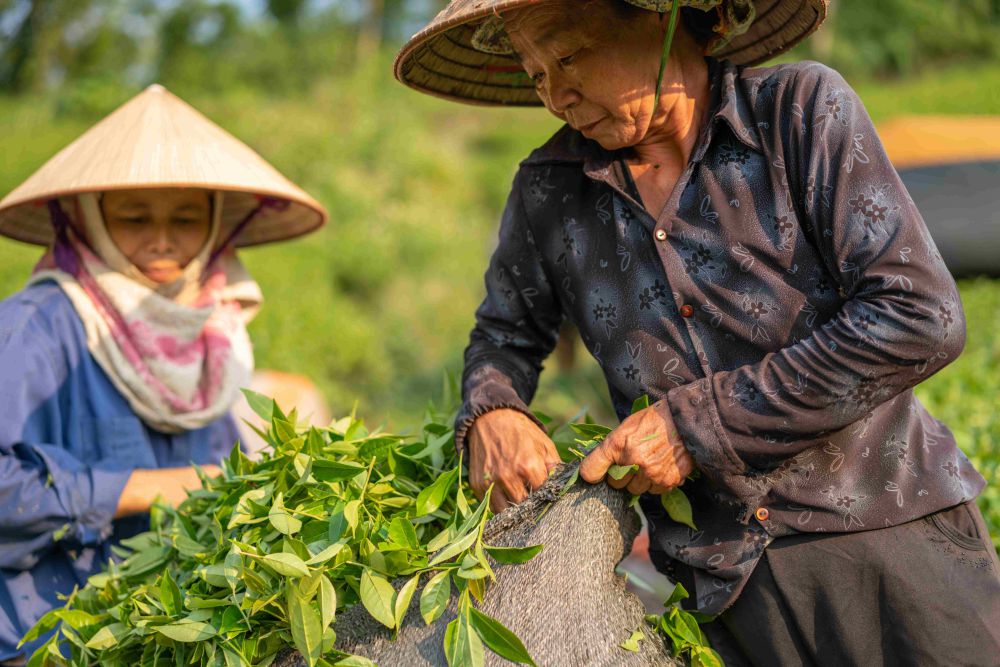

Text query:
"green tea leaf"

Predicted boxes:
[[468, 607, 535, 666], [26, 633, 61, 667], [228, 486, 272, 529], [393, 574, 420, 630], [358, 436, 399, 460], [306, 540, 347, 566], [416, 468, 459, 516], [85, 622, 128, 650], [287, 586, 323, 667], [17, 609, 60, 647], [359, 569, 396, 629], [241, 388, 275, 421], [483, 544, 544, 565], [620, 628, 644, 652], [607, 464, 638, 481], [429, 527, 479, 566], [311, 460, 367, 483], [630, 395, 651, 414], [153, 621, 217, 643], [121, 545, 172, 578], [532, 410, 553, 425], [334, 656, 377, 667], [560, 467, 580, 495], [681, 609, 707, 645], [158, 569, 183, 616], [443, 611, 484, 667], [419, 570, 451, 626], [691, 646, 725, 667], [319, 575, 337, 631], [343, 500, 361, 532], [661, 488, 697, 530], [387, 517, 420, 550], [664, 608, 701, 646], [569, 423, 613, 440], [54, 609, 99, 630], [260, 552, 310, 578], [268, 492, 303, 536], [664, 581, 689, 607]]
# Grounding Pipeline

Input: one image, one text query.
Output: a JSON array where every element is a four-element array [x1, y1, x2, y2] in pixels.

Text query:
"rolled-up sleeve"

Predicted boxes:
[[455, 170, 564, 451], [665, 64, 964, 488], [0, 305, 131, 571]]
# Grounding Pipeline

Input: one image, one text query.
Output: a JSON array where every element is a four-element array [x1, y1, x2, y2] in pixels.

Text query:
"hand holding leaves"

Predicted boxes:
[[468, 409, 561, 513], [579, 400, 694, 495]]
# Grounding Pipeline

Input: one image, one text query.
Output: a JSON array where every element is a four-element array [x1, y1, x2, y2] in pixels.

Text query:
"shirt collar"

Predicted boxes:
[[585, 58, 761, 174], [709, 57, 762, 154]]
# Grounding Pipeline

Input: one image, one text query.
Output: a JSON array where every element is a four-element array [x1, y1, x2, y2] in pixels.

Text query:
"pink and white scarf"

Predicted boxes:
[[28, 192, 261, 433]]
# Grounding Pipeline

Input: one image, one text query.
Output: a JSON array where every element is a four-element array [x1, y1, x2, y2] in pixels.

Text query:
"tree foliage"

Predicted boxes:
[[1, 0, 997, 96]]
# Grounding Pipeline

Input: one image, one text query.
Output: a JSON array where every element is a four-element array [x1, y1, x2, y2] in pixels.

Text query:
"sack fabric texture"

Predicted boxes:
[[277, 464, 679, 666]]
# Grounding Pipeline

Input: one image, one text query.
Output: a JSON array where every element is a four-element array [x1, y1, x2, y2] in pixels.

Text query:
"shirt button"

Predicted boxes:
[[654, 229, 667, 241], [679, 304, 694, 318], [755, 507, 770, 522]]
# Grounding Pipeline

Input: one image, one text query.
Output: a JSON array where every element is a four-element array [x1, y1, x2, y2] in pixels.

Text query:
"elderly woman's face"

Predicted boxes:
[[505, 2, 677, 150], [102, 188, 212, 283]]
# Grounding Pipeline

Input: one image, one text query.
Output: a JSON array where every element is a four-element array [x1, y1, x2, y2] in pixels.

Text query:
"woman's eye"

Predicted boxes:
[[530, 71, 545, 83], [558, 53, 576, 66], [173, 218, 201, 225], [119, 216, 148, 225]]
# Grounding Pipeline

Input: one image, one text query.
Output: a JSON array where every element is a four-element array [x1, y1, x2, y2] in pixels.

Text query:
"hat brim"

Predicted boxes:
[[395, 0, 827, 106], [0, 84, 328, 247], [0, 185, 324, 249]]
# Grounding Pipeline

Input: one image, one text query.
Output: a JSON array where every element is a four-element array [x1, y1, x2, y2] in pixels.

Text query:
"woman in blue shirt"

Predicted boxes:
[[0, 84, 327, 662]]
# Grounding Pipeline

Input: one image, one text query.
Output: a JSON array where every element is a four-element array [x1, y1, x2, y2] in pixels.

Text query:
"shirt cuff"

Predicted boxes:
[[454, 370, 547, 453], [663, 380, 770, 523], [663, 379, 741, 474]]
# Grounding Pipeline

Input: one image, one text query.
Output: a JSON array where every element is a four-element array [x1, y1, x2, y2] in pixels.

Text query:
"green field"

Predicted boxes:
[[1, 56, 997, 545]]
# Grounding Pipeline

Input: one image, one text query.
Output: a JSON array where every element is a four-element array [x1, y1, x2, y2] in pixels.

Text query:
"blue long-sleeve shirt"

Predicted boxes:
[[0, 280, 240, 661]]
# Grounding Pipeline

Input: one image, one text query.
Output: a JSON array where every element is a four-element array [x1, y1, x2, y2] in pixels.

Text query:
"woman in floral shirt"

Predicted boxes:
[[395, 0, 999, 663]]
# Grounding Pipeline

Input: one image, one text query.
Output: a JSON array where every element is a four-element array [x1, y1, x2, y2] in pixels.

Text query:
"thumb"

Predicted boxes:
[[579, 438, 618, 484]]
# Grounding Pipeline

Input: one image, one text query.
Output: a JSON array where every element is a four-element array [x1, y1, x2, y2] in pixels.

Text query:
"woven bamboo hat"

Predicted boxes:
[[395, 0, 827, 106], [0, 84, 327, 247]]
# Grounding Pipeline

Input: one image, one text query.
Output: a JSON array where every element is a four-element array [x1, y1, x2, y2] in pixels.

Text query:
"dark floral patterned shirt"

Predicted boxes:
[[455, 58, 985, 615]]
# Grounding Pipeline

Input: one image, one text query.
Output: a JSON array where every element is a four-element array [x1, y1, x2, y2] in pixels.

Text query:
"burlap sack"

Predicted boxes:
[[277, 465, 679, 666]]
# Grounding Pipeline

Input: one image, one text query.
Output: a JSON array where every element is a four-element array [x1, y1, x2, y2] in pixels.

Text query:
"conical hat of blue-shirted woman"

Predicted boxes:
[[0, 84, 327, 247]]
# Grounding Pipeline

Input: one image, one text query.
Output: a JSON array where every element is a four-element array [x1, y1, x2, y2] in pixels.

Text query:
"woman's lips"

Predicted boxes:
[[141, 263, 182, 282], [577, 117, 604, 133]]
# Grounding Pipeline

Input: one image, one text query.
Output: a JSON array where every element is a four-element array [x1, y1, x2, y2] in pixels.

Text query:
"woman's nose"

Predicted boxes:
[[545, 72, 582, 115], [149, 222, 175, 253]]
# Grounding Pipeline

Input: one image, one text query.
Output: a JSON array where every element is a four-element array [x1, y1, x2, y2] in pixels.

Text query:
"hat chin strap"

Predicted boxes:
[[654, 1, 683, 103], [76, 191, 224, 305]]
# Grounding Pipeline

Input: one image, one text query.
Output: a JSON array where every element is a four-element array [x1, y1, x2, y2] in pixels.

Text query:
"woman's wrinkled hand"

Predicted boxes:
[[468, 408, 562, 513], [580, 402, 694, 495]]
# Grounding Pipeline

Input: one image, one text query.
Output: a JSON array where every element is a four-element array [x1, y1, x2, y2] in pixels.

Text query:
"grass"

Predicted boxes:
[[0, 55, 996, 543]]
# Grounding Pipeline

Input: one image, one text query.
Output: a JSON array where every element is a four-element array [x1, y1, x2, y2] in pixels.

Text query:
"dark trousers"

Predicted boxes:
[[705, 501, 1000, 667]]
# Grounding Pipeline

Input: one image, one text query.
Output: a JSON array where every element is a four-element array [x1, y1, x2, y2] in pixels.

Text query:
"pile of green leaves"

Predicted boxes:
[[645, 583, 724, 667], [22, 391, 540, 667], [23, 391, 718, 667]]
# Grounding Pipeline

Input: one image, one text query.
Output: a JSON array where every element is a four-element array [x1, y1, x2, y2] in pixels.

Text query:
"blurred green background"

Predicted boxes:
[[0, 0, 997, 544]]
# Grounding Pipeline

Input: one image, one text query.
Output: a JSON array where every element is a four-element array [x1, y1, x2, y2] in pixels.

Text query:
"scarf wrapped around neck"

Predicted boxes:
[[27, 192, 262, 433]]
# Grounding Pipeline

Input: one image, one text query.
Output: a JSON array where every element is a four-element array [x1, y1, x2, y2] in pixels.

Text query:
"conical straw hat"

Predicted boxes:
[[394, 0, 827, 106], [0, 84, 327, 247]]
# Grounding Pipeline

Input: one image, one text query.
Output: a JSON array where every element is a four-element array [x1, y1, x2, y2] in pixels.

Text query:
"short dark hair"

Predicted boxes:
[[680, 7, 719, 47]]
